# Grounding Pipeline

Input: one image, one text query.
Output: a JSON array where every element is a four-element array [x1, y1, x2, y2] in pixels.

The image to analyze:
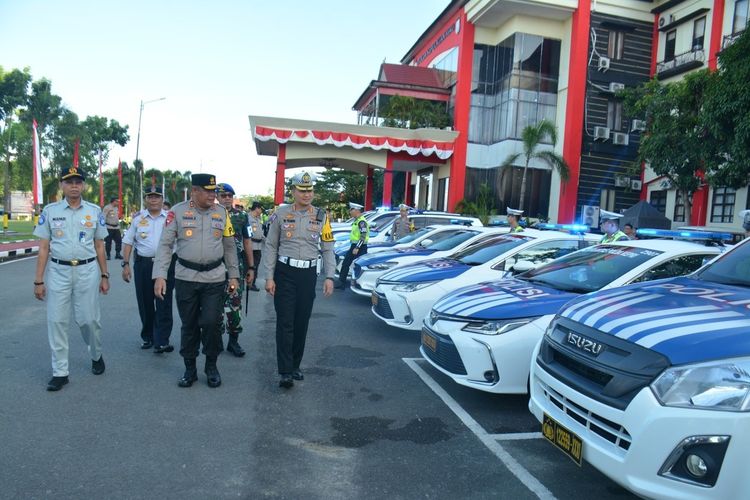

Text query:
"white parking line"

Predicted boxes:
[[403, 358, 556, 500], [490, 432, 543, 441]]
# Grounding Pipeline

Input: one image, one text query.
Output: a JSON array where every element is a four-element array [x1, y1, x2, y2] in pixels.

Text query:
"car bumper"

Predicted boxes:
[[528, 342, 750, 499], [371, 285, 439, 331], [351, 269, 383, 297]]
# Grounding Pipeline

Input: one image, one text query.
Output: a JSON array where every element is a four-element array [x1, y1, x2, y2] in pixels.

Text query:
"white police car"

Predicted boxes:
[[351, 227, 508, 297], [529, 232, 749, 499], [420, 233, 726, 395], [372, 226, 601, 331]]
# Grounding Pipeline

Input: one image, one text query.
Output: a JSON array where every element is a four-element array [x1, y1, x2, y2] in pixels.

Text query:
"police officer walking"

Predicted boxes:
[[263, 171, 335, 388], [507, 208, 524, 233], [216, 183, 254, 357], [389, 204, 414, 241], [335, 202, 368, 289], [33, 167, 110, 391], [153, 174, 240, 388], [248, 201, 265, 291], [103, 196, 123, 260], [599, 210, 629, 243], [121, 185, 175, 353]]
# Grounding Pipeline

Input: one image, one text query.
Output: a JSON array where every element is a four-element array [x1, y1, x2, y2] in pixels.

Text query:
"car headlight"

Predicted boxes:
[[462, 317, 539, 336], [651, 357, 750, 412], [392, 281, 437, 292], [366, 262, 398, 270]]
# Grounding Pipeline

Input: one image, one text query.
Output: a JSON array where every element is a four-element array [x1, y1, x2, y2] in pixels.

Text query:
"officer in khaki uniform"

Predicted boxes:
[[33, 166, 110, 391], [263, 171, 335, 388], [103, 196, 122, 259], [389, 204, 415, 241], [248, 201, 265, 291], [153, 173, 240, 388]]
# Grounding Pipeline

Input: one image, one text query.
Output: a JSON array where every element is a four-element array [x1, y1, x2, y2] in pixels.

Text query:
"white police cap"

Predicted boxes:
[[506, 207, 524, 216], [291, 171, 316, 191], [600, 209, 623, 222], [348, 202, 364, 210], [398, 203, 411, 211]]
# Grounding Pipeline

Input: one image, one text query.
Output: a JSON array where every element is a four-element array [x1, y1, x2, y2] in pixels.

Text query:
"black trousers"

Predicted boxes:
[[338, 244, 367, 284], [175, 279, 225, 360], [134, 253, 175, 346], [105, 228, 122, 255], [251, 249, 262, 288], [273, 261, 317, 374]]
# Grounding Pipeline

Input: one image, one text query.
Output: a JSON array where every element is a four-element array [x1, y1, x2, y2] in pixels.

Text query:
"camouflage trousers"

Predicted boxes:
[[219, 279, 245, 335]]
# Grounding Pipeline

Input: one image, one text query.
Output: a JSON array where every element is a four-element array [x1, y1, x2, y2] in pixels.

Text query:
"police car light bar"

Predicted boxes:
[[537, 223, 590, 233], [636, 228, 732, 241]]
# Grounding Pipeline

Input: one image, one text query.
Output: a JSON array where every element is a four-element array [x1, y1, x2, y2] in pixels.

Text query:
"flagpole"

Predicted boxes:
[[117, 159, 123, 218], [98, 151, 104, 207]]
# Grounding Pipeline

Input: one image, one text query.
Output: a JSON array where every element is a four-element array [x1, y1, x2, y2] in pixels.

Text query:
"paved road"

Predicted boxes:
[[0, 256, 636, 499]]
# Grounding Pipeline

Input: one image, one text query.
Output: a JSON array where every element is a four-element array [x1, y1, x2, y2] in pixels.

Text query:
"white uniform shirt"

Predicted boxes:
[[123, 209, 167, 258]]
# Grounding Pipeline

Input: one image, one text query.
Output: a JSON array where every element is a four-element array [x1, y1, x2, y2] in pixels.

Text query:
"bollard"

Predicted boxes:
[[2, 213, 8, 232]]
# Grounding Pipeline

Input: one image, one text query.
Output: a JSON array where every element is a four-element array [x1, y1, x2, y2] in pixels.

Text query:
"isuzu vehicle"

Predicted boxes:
[[529, 234, 750, 499]]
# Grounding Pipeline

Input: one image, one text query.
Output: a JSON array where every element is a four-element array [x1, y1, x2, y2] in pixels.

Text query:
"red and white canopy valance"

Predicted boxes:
[[254, 126, 454, 160]]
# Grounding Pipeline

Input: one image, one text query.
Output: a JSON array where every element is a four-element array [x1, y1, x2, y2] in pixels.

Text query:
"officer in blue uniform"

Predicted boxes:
[[335, 202, 368, 289], [121, 185, 176, 353], [33, 166, 110, 391]]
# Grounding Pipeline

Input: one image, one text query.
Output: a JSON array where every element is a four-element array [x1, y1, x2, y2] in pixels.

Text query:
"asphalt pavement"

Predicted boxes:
[[0, 256, 636, 499]]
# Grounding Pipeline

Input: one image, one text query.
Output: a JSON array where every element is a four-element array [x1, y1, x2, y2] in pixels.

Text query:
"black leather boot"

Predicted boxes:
[[226, 334, 245, 357], [178, 358, 198, 387], [205, 357, 222, 388]]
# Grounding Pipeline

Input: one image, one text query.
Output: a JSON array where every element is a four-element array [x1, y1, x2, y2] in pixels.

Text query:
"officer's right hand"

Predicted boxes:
[[265, 278, 275, 296], [34, 283, 46, 301], [154, 277, 167, 300]]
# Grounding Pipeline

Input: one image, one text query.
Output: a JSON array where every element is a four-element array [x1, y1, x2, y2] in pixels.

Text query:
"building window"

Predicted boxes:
[[649, 190, 667, 214], [607, 31, 625, 60], [711, 187, 736, 223], [674, 190, 693, 222], [600, 189, 616, 212], [437, 177, 448, 211], [733, 0, 749, 34], [693, 17, 706, 50], [665, 30, 677, 61], [607, 101, 623, 132]]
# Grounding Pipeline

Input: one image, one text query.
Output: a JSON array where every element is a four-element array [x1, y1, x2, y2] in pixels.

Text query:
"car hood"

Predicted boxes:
[[557, 277, 750, 364], [379, 257, 469, 283], [357, 248, 438, 266], [432, 278, 578, 320]]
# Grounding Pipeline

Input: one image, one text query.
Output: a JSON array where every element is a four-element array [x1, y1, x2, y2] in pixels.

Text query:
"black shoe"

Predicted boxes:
[[141, 341, 153, 350], [106, 255, 111, 260], [292, 369, 304, 381], [279, 374, 294, 388], [92, 356, 105, 375], [178, 369, 198, 388], [250, 285, 260, 292], [47, 376, 69, 391], [226, 336, 245, 357], [153, 344, 174, 354], [205, 361, 222, 388], [334, 282, 347, 290], [115, 254, 123, 260]]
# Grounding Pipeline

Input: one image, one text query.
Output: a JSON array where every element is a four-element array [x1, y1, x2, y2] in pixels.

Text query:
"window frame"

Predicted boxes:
[[607, 30, 625, 60], [692, 17, 706, 50], [607, 100, 624, 132], [649, 190, 668, 214], [710, 186, 736, 223], [664, 30, 677, 61], [733, 0, 749, 35]]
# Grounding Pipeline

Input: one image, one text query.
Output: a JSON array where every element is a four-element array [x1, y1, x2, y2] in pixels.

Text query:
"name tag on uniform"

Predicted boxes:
[[79, 231, 86, 244]]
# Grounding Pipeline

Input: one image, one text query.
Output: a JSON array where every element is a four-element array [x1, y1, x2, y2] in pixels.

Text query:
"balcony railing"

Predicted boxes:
[[723, 29, 746, 50], [656, 48, 705, 77]]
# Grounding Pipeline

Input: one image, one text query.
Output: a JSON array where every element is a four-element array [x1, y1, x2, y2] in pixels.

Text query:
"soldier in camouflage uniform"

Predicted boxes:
[[216, 183, 254, 356]]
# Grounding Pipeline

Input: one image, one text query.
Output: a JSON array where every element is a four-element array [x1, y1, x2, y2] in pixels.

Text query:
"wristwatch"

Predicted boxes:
[[121, 261, 129, 268]]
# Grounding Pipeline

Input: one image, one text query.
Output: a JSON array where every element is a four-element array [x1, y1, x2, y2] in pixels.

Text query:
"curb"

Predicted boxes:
[[0, 245, 39, 259]]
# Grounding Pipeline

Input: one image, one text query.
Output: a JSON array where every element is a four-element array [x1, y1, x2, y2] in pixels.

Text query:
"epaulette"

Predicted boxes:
[[316, 208, 326, 222]]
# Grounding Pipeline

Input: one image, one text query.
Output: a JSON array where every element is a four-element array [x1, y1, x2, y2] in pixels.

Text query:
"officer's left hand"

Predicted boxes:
[[323, 279, 333, 297], [227, 278, 240, 294], [244, 269, 254, 285], [100, 277, 110, 295], [353, 248, 359, 256]]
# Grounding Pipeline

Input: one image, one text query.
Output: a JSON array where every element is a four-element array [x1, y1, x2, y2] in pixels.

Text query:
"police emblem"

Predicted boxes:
[[185, 229, 193, 237], [38, 214, 46, 226]]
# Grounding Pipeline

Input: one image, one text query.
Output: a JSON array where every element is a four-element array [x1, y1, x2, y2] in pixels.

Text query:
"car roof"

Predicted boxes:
[[604, 238, 725, 254]]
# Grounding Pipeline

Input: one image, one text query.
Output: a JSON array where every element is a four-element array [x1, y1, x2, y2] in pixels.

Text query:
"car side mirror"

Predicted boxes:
[[420, 239, 433, 247], [511, 260, 534, 274]]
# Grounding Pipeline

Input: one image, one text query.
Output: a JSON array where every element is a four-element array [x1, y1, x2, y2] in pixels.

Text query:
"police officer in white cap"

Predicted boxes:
[[739, 209, 750, 238], [599, 210, 629, 243], [507, 208, 524, 233], [390, 203, 414, 241], [263, 171, 336, 388], [335, 202, 369, 289]]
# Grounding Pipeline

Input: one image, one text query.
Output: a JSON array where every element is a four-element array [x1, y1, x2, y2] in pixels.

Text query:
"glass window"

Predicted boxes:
[[695, 238, 750, 286], [607, 100, 623, 131], [665, 30, 677, 61], [710, 187, 736, 223], [649, 190, 667, 214], [607, 31, 625, 60], [733, 0, 749, 34], [453, 234, 533, 266], [673, 190, 693, 222], [394, 226, 432, 244], [693, 17, 706, 50], [500, 239, 586, 274], [632, 254, 715, 283], [600, 189, 616, 212], [424, 230, 480, 251]]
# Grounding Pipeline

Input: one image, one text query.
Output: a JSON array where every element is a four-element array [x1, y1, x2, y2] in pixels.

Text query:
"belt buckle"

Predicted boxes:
[[70, 259, 79, 266]]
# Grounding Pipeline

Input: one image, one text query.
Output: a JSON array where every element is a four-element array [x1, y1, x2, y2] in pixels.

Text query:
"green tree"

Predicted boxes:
[[0, 67, 31, 213], [498, 119, 569, 212], [380, 95, 451, 129]]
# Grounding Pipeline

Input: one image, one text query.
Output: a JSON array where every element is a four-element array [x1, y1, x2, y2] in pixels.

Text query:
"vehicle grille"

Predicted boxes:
[[422, 327, 467, 375], [373, 293, 394, 319], [538, 378, 632, 453]]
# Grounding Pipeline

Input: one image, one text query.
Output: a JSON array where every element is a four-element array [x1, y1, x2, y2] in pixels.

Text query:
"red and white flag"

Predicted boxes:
[[31, 119, 43, 205]]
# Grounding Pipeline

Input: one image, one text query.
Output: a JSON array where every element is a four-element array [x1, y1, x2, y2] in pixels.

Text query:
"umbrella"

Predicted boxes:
[[620, 200, 671, 230]]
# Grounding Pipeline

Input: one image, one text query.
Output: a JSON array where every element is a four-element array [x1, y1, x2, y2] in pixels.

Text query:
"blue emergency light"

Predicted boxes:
[[537, 223, 590, 233], [636, 228, 732, 241]]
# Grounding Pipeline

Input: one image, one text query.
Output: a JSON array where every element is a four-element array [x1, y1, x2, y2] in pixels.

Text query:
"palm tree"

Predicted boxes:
[[500, 119, 569, 212]]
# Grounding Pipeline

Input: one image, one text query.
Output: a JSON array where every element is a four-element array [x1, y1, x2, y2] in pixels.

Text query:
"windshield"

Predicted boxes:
[[694, 240, 750, 287], [424, 230, 480, 251], [394, 227, 432, 244], [452, 234, 532, 266], [520, 245, 662, 293]]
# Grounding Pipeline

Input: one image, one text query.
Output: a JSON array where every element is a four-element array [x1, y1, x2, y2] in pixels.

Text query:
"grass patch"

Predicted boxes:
[[0, 220, 39, 242]]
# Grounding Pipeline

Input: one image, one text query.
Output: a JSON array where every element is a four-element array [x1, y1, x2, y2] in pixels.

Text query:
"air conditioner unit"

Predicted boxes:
[[615, 175, 630, 188], [598, 57, 611, 71], [594, 126, 610, 140], [631, 119, 646, 132], [631, 180, 643, 191], [659, 16, 666, 27], [609, 82, 625, 92], [612, 132, 629, 145], [582, 205, 600, 227]]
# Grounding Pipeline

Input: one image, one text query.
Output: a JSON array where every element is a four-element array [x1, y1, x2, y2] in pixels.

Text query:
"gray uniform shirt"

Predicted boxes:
[[123, 209, 167, 257], [248, 213, 265, 251], [33, 199, 108, 259], [153, 200, 239, 283], [390, 215, 412, 241], [262, 204, 335, 280]]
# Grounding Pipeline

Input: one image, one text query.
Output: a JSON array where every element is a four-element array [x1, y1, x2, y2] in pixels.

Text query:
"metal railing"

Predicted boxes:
[[723, 29, 746, 50], [656, 48, 705, 75]]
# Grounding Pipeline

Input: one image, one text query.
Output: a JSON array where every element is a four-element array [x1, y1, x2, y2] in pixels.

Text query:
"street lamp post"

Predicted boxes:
[[135, 97, 166, 210]]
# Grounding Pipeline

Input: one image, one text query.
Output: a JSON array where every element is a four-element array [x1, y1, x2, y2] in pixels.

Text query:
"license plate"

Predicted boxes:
[[542, 413, 582, 466], [421, 330, 437, 352], [371, 292, 378, 306]]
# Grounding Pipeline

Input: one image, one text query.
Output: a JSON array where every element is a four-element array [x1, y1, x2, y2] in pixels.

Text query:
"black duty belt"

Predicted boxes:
[[51, 257, 97, 266], [106, 224, 119, 228], [177, 257, 223, 272], [135, 254, 155, 262]]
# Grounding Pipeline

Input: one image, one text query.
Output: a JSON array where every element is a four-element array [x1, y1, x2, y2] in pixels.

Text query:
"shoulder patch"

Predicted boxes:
[[166, 211, 175, 226], [321, 217, 334, 242], [99, 212, 106, 226], [38, 213, 46, 226]]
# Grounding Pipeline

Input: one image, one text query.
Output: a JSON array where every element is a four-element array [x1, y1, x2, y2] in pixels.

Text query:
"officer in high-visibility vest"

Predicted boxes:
[[599, 210, 629, 243], [335, 202, 368, 289], [507, 207, 524, 233]]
